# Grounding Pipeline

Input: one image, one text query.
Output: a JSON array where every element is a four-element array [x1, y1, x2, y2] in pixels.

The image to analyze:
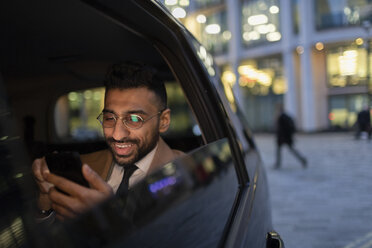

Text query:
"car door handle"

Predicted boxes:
[[266, 231, 285, 248]]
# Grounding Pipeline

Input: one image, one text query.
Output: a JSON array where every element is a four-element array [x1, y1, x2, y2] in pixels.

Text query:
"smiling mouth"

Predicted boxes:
[[115, 143, 133, 148], [113, 143, 135, 156]]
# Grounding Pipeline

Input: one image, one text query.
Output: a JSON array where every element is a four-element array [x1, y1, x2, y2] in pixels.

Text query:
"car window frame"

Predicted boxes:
[[81, 0, 249, 187]]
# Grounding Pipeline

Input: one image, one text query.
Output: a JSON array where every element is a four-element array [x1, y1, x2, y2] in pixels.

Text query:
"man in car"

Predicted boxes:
[[32, 62, 183, 220]]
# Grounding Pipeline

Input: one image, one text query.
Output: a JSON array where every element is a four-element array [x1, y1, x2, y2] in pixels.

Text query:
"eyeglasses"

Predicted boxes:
[[97, 110, 163, 129]]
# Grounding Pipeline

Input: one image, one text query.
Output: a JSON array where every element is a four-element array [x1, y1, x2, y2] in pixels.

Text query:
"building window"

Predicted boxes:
[[184, 9, 229, 55], [326, 42, 372, 88], [328, 94, 369, 129], [194, 0, 224, 9], [241, 0, 281, 47], [228, 55, 285, 131], [292, 0, 299, 34], [315, 0, 372, 30], [163, 0, 228, 55], [238, 55, 286, 96]]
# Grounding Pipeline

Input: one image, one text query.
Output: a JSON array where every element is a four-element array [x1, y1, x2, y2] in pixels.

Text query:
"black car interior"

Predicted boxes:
[[1, 0, 204, 160]]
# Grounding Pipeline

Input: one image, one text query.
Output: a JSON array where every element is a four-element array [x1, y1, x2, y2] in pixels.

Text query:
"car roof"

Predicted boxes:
[[0, 0, 173, 79]]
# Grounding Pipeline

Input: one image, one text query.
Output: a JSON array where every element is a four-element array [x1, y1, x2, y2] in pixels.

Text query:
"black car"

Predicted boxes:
[[0, 0, 284, 247]]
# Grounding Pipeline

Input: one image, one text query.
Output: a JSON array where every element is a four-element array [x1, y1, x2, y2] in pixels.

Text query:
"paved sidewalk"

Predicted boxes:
[[254, 132, 372, 248]]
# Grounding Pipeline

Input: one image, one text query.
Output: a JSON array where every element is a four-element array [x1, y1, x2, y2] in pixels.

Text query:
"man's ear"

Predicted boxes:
[[159, 108, 171, 133]]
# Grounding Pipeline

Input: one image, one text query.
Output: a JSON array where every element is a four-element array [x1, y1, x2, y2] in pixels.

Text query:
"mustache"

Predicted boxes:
[[106, 137, 139, 144]]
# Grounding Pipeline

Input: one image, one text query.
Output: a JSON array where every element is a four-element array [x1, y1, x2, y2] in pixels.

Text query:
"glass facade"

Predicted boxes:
[[184, 10, 229, 55], [165, 0, 372, 131], [194, 0, 224, 9], [241, 0, 281, 47], [326, 42, 372, 88], [163, 0, 228, 55], [292, 0, 299, 33], [328, 94, 370, 129], [221, 55, 285, 131], [315, 0, 372, 30]]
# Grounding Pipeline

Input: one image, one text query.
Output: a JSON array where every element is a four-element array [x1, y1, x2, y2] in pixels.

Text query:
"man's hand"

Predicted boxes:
[[44, 164, 114, 220], [32, 157, 53, 211]]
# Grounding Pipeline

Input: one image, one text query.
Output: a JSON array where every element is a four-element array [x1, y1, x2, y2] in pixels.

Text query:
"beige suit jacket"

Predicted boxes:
[[80, 138, 183, 181]]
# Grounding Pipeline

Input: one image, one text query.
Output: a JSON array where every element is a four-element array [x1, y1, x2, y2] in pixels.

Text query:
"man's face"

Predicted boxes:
[[102, 87, 170, 166]]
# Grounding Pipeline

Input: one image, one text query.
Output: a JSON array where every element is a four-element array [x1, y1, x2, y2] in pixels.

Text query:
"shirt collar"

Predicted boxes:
[[134, 143, 158, 174]]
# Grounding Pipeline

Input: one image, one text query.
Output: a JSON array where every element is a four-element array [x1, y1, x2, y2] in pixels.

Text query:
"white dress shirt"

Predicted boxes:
[[107, 144, 158, 193]]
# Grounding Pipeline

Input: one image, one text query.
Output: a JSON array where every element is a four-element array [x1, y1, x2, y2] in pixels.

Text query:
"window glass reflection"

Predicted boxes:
[[241, 0, 281, 47]]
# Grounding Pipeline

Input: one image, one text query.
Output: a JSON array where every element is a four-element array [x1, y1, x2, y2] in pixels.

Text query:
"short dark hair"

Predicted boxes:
[[104, 62, 167, 109]]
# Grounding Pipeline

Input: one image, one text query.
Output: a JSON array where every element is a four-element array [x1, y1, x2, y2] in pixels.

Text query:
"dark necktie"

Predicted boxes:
[[116, 164, 138, 196]]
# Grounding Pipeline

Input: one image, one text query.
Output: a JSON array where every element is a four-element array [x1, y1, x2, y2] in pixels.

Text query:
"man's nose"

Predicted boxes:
[[112, 120, 130, 140]]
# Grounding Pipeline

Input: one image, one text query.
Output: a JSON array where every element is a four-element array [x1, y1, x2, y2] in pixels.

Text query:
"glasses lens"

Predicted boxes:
[[125, 114, 143, 129], [101, 113, 116, 127]]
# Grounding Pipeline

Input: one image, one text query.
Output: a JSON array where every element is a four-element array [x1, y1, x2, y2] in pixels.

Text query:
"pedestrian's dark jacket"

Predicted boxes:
[[357, 110, 371, 131], [276, 113, 296, 146]]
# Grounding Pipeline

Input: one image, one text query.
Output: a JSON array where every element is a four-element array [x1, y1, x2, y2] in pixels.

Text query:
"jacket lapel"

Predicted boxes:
[[80, 149, 113, 180], [80, 137, 184, 180]]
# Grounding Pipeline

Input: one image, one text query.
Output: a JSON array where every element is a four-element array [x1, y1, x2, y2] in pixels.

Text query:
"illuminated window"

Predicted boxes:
[[184, 10, 229, 55], [223, 55, 284, 131], [163, 0, 228, 55], [326, 43, 372, 88], [238, 56, 286, 96], [241, 0, 281, 47]]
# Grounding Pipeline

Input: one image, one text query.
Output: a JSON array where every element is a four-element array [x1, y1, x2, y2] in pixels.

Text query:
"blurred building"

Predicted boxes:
[[162, 0, 372, 132]]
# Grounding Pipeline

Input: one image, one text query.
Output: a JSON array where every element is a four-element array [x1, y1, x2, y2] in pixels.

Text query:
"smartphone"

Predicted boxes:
[[45, 151, 89, 189]]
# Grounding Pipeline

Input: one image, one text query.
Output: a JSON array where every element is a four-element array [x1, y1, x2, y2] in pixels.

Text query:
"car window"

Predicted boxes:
[[36, 138, 237, 248], [54, 87, 104, 141], [0, 76, 237, 248], [52, 81, 202, 153]]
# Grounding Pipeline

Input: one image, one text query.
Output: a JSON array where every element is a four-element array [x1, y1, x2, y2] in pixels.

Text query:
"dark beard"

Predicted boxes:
[[106, 133, 159, 167]]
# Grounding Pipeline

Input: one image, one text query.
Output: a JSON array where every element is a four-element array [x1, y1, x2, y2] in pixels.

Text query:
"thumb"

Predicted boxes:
[[82, 164, 112, 194]]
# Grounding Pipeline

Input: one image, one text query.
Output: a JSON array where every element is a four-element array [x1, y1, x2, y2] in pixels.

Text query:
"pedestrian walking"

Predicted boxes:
[[355, 106, 371, 140], [274, 105, 307, 169]]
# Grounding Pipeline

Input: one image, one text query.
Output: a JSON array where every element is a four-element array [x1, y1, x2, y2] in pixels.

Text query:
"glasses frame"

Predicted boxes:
[[97, 109, 165, 130]]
